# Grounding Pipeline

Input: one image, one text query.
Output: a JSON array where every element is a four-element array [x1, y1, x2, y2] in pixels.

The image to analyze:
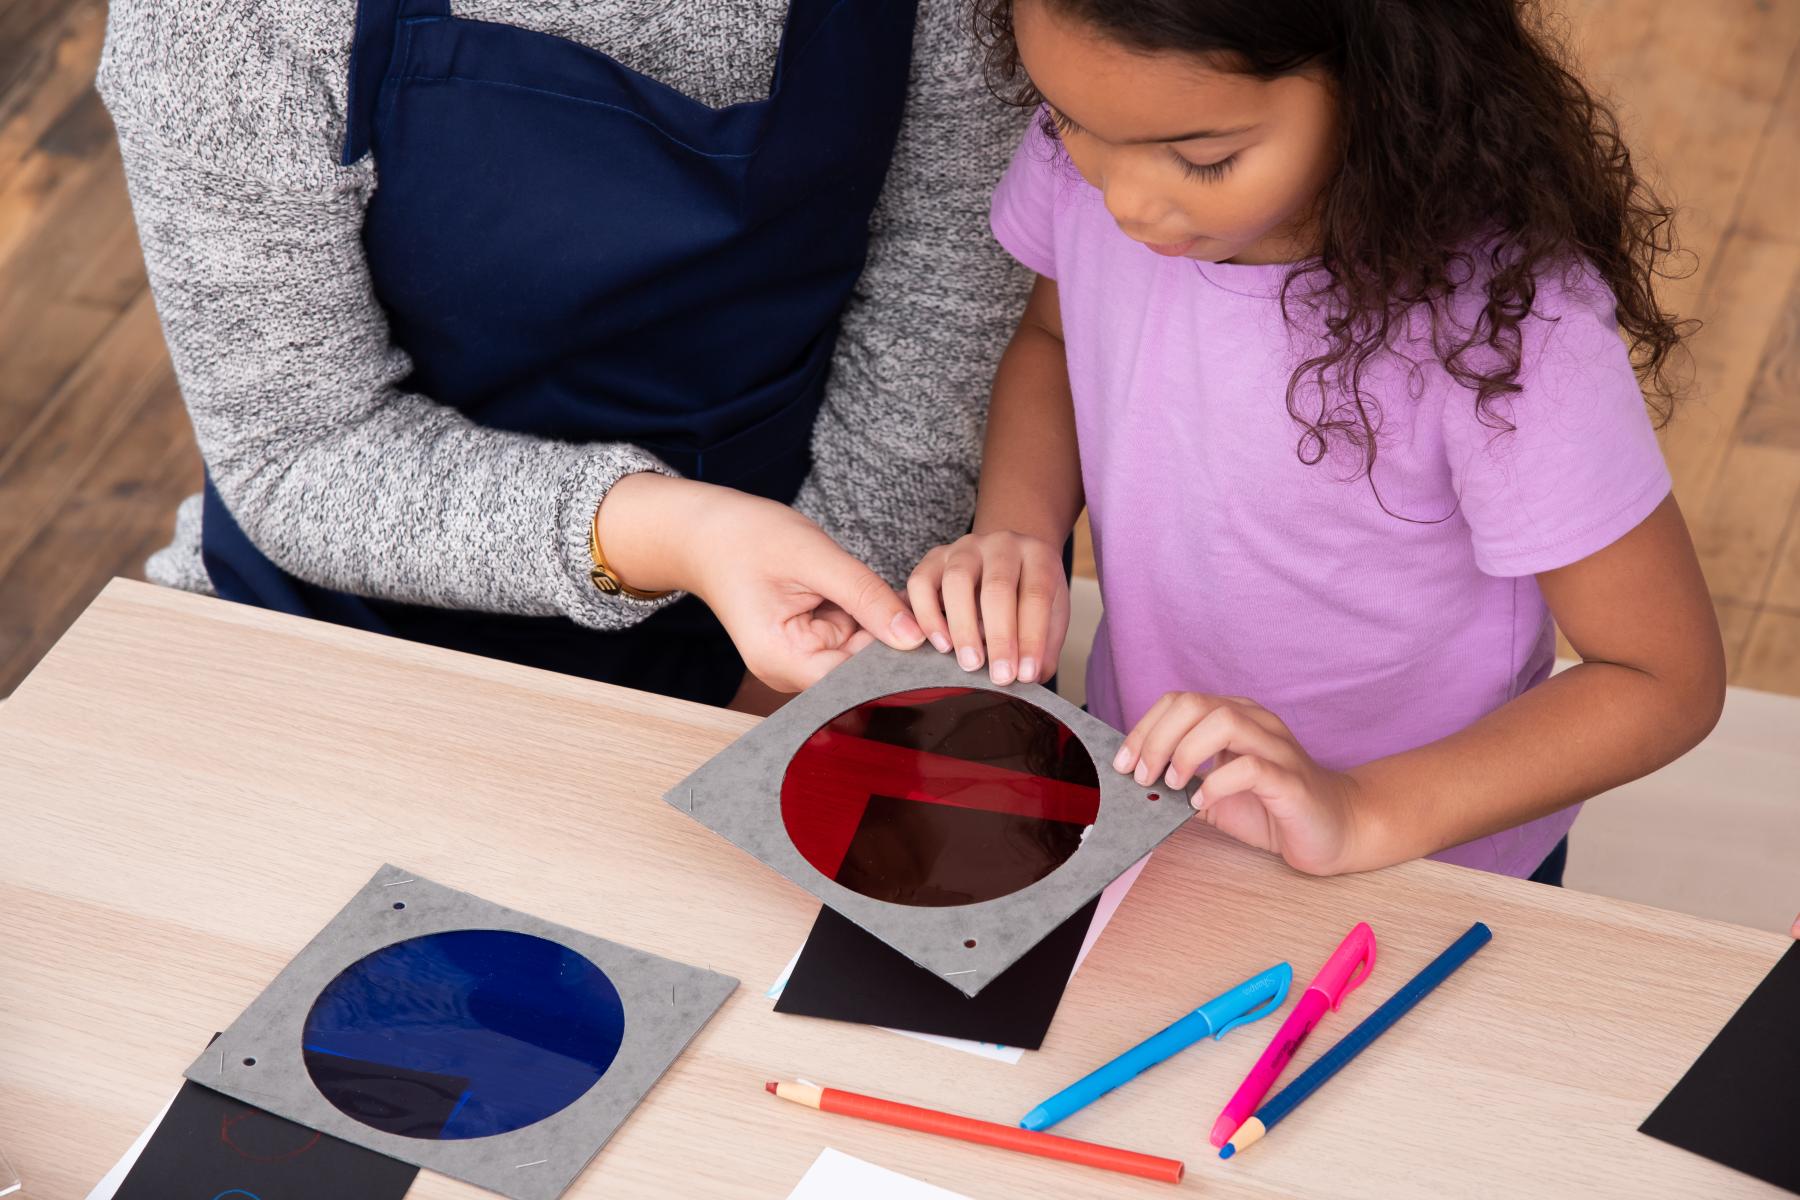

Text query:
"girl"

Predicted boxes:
[[908, 0, 1724, 879]]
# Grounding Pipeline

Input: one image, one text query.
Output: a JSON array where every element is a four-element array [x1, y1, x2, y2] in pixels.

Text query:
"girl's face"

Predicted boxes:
[[1013, 0, 1340, 265]]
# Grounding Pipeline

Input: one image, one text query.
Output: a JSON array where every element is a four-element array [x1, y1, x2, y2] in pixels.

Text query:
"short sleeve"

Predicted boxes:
[[989, 112, 1061, 278], [1442, 270, 1673, 577]]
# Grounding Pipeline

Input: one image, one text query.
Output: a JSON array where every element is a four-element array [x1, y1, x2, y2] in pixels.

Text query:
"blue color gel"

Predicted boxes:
[[302, 930, 625, 1140]]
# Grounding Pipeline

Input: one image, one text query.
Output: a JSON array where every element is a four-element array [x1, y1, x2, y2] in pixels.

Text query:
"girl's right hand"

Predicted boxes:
[[907, 531, 1070, 687]]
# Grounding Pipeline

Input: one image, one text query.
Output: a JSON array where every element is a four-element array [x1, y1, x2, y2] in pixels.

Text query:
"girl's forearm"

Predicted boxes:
[[973, 286, 1084, 544], [1338, 495, 1725, 873], [1341, 658, 1722, 871]]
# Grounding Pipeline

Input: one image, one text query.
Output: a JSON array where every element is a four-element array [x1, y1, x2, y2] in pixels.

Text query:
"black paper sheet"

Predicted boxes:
[[1639, 941, 1800, 1194], [113, 1076, 431, 1200], [774, 896, 1101, 1050]]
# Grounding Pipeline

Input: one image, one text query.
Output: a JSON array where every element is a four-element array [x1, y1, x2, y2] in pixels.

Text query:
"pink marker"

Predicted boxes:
[[1209, 922, 1377, 1148]]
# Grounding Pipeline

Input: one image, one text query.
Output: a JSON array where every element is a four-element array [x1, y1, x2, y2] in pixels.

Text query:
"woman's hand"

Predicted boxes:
[[598, 473, 924, 694], [688, 494, 929, 693], [907, 531, 1070, 686], [1116, 692, 1362, 876]]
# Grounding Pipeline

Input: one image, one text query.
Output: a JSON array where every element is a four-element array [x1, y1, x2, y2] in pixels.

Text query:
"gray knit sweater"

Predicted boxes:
[[97, 0, 1029, 630]]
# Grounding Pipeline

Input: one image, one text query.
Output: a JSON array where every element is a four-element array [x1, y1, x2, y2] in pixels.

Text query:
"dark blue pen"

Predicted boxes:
[[1221, 922, 1492, 1158]]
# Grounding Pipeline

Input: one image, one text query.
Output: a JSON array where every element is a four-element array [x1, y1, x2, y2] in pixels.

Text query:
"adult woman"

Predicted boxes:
[[98, 0, 1028, 706]]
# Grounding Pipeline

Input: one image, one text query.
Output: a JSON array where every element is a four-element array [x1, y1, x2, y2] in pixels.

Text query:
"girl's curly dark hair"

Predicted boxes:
[[974, 0, 1695, 482]]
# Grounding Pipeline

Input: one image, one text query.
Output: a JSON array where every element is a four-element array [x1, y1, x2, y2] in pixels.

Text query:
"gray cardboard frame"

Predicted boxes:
[[664, 643, 1193, 997], [187, 865, 736, 1200]]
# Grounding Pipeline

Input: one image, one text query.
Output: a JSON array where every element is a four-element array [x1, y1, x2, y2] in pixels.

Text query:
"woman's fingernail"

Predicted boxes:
[[992, 659, 1015, 685], [1018, 657, 1037, 683], [1134, 763, 1152, 786], [957, 646, 981, 671], [1191, 794, 1205, 811], [890, 611, 925, 646], [1112, 746, 1133, 772], [1164, 766, 1181, 789], [929, 632, 952, 653]]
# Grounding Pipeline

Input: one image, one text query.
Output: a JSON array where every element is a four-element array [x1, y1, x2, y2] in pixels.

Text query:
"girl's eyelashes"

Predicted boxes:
[[1176, 153, 1237, 183], [1043, 103, 1236, 183]]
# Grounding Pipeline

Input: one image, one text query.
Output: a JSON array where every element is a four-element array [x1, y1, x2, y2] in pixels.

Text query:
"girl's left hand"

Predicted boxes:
[[1114, 692, 1363, 876]]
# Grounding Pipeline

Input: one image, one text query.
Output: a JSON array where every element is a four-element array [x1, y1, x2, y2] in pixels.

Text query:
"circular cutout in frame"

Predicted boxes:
[[780, 686, 1101, 907], [301, 930, 625, 1140]]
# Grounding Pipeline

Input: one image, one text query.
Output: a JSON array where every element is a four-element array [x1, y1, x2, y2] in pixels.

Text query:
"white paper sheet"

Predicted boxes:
[[786, 1148, 972, 1200], [84, 1088, 179, 1200]]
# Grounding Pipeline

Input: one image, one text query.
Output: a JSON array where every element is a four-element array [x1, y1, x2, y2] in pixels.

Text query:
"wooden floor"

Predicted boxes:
[[0, 0, 200, 697], [2, 0, 1798, 698]]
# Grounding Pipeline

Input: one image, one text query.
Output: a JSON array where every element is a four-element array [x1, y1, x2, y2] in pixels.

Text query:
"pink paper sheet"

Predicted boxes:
[[1072, 853, 1151, 976]]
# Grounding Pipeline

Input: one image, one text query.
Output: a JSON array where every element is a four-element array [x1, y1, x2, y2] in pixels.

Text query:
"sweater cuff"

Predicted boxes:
[[550, 445, 687, 630]]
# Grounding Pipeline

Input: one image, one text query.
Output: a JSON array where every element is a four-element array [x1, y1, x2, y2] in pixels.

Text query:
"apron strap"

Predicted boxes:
[[342, 0, 452, 164]]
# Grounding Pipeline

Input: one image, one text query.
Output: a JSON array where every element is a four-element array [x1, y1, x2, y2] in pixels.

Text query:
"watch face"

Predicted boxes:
[[302, 930, 626, 1140], [780, 687, 1100, 907]]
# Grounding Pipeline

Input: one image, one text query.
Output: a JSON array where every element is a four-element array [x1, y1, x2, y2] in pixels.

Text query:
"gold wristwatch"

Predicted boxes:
[[588, 499, 672, 600]]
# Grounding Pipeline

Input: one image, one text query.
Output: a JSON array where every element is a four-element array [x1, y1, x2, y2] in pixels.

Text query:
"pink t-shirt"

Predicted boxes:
[[990, 121, 1672, 877]]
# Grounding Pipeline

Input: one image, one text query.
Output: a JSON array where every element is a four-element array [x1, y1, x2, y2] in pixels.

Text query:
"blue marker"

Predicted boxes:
[[1019, 962, 1293, 1132]]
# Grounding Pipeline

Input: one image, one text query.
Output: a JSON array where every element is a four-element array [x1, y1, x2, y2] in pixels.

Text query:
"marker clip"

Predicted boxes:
[[1209, 962, 1293, 1040], [1322, 923, 1378, 1012]]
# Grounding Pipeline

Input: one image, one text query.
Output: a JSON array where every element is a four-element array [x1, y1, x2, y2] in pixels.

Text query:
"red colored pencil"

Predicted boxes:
[[764, 1080, 1184, 1184]]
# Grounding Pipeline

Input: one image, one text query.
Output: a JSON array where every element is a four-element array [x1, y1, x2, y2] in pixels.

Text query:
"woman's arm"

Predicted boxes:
[[908, 275, 1084, 684], [98, 0, 924, 689], [98, 0, 676, 633], [1340, 492, 1726, 869]]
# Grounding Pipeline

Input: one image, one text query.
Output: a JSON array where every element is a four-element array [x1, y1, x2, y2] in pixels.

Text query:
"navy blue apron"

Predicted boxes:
[[201, 0, 917, 706]]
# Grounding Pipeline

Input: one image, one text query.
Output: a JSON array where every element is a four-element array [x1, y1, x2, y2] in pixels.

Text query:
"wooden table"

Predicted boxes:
[[1, 581, 1788, 1198]]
